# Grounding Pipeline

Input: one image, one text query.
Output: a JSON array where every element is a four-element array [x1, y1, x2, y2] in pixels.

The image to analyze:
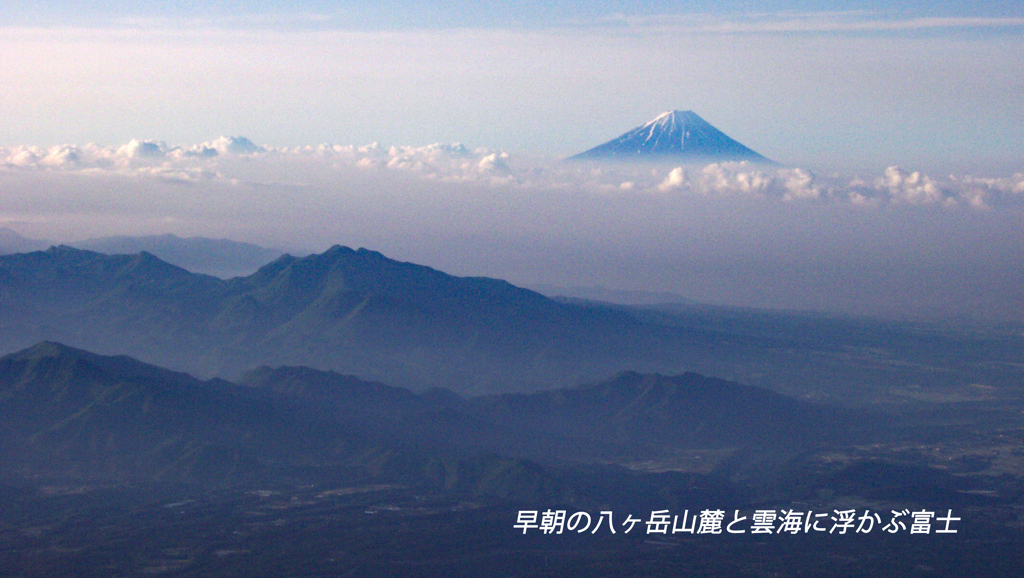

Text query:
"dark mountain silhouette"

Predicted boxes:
[[1, 342, 852, 490], [239, 364, 861, 464], [2, 244, 1009, 404], [466, 371, 856, 459], [0, 245, 748, 394], [570, 110, 773, 163], [0, 230, 285, 278], [0, 341, 285, 484], [2, 342, 1015, 578], [240, 365, 422, 410], [0, 342, 570, 499]]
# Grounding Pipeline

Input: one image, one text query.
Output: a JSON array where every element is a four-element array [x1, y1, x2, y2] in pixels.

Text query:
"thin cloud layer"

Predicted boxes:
[[2, 138, 1023, 210], [602, 13, 1024, 34]]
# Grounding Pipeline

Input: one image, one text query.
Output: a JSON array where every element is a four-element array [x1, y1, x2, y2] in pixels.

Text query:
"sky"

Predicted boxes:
[[1, 1, 1022, 171], [1, 2, 1022, 322]]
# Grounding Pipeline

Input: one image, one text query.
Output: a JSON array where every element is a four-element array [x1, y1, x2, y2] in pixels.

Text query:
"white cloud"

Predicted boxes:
[[1, 136, 263, 174], [117, 139, 167, 159], [876, 166, 954, 207], [39, 145, 81, 167], [656, 163, 817, 201], [477, 152, 510, 174], [5, 147, 41, 168], [693, 162, 772, 197], [193, 136, 265, 156], [780, 167, 821, 201], [657, 167, 686, 192], [3, 137, 1023, 211]]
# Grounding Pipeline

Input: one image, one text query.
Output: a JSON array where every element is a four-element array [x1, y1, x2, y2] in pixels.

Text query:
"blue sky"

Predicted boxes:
[[1, 1, 1022, 172], [4, 1, 1023, 27]]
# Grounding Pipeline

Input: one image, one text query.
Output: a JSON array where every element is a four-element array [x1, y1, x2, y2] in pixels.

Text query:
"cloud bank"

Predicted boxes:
[[3, 138, 1022, 211]]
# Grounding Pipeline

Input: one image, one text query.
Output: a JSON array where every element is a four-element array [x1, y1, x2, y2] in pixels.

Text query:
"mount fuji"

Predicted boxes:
[[569, 110, 774, 163]]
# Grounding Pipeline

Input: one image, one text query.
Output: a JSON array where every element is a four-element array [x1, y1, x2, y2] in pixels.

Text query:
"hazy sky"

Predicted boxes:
[[1, 2, 1022, 172], [1, 2, 1022, 322]]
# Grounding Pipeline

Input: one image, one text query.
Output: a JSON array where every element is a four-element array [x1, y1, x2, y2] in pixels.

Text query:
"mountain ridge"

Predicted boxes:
[[72, 233, 284, 278], [0, 244, 708, 393], [2, 244, 1004, 405], [0, 341, 851, 486]]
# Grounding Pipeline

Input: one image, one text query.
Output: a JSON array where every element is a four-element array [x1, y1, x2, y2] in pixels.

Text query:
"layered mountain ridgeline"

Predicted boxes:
[[0, 342, 579, 501], [0, 227, 48, 255], [0, 230, 284, 278], [2, 244, 1021, 403], [462, 371, 863, 461], [71, 234, 284, 278], [0, 342, 354, 486], [0, 245, 756, 395], [7, 342, 1022, 578], [1, 343, 856, 495], [238, 365, 863, 464]]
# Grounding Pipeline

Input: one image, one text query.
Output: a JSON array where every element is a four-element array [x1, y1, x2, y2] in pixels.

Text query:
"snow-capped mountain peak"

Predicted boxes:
[[569, 110, 773, 163]]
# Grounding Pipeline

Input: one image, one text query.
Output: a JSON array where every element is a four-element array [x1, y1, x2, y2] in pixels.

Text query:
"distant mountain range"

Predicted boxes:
[[73, 234, 284, 278], [1, 244, 1017, 403], [0, 229, 283, 278], [1, 231, 699, 308], [0, 227, 48, 254], [0, 244, 721, 393], [569, 110, 773, 163], [0, 341, 555, 494], [0, 342, 853, 490], [530, 283, 699, 306]]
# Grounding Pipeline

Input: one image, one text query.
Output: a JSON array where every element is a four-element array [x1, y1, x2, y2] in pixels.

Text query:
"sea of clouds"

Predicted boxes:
[[3, 137, 1022, 211]]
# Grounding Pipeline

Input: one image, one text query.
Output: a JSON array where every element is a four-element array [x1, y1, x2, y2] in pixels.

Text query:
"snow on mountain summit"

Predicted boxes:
[[569, 111, 773, 163]]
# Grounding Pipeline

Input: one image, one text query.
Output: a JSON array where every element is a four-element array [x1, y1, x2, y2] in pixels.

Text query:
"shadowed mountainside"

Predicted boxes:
[[1, 342, 854, 490], [6, 342, 1021, 578], [238, 363, 863, 464], [1, 244, 1020, 403], [0, 245, 746, 394], [0, 342, 577, 501]]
